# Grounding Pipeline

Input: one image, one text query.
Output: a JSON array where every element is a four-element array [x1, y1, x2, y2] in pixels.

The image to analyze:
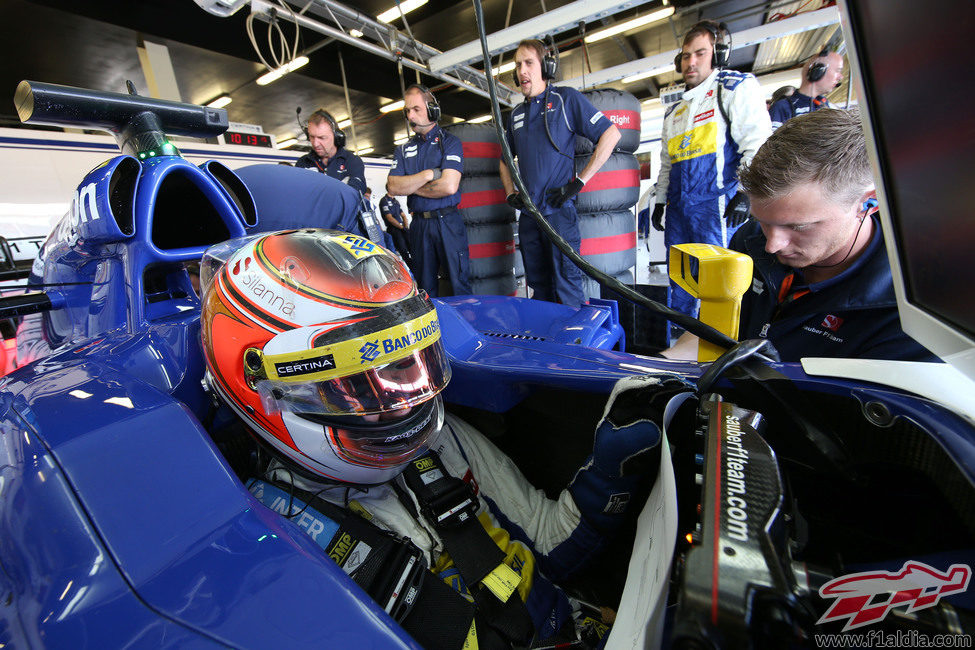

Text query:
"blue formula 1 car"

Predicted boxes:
[[2, 2, 974, 646]]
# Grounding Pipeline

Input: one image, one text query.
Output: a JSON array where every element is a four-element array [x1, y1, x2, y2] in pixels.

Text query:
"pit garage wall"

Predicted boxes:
[[0, 127, 401, 237]]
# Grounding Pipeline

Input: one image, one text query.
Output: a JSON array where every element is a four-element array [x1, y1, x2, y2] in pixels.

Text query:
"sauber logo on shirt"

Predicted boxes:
[[821, 314, 844, 331], [706, 89, 714, 98], [590, 110, 605, 125]]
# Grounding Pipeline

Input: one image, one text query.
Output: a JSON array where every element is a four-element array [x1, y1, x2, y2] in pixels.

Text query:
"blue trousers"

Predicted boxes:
[[409, 208, 472, 297], [664, 192, 741, 320], [519, 204, 585, 308]]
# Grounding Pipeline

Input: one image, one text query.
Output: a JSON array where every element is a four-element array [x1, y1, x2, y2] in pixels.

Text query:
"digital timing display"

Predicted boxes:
[[224, 130, 274, 148]]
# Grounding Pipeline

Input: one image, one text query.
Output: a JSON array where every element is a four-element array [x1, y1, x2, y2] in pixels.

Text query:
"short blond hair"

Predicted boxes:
[[739, 107, 871, 206]]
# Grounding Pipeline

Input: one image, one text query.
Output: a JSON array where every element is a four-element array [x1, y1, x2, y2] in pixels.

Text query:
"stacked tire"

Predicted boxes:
[[574, 89, 641, 301], [447, 123, 520, 296]]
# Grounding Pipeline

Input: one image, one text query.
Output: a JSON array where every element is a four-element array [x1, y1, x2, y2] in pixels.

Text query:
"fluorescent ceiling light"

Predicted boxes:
[[469, 115, 492, 123], [429, 0, 642, 72], [492, 61, 515, 76], [377, 0, 428, 24], [357, 147, 374, 155], [337, 118, 352, 128], [206, 94, 232, 109], [350, 28, 364, 38], [277, 137, 298, 148], [256, 55, 310, 86], [379, 99, 405, 113], [584, 6, 676, 44], [623, 63, 676, 84]]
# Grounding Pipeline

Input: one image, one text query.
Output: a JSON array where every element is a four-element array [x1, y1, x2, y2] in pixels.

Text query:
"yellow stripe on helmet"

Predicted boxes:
[[261, 309, 441, 383]]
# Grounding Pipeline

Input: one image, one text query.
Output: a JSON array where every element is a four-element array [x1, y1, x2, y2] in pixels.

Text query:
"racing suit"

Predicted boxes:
[[506, 86, 613, 308], [390, 125, 471, 297], [248, 376, 679, 648], [768, 91, 835, 130], [656, 68, 771, 319]]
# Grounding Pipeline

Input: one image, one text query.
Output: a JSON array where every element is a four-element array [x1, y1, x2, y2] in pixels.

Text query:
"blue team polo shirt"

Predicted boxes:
[[731, 218, 936, 362], [389, 125, 464, 213], [379, 195, 404, 222], [295, 147, 367, 194], [235, 164, 365, 237], [768, 92, 831, 130], [505, 86, 612, 213]]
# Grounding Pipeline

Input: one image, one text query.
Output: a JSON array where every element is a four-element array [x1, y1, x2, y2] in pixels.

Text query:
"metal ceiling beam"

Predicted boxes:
[[250, 0, 519, 106], [427, 0, 651, 73], [561, 5, 840, 89]]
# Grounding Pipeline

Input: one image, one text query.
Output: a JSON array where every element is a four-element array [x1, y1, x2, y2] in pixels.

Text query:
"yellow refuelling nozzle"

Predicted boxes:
[[668, 243, 753, 362]]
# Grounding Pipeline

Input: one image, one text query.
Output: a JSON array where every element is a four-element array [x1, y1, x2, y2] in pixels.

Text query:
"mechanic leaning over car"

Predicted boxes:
[[295, 109, 367, 194], [387, 84, 471, 298], [653, 21, 772, 327], [199, 229, 684, 649], [501, 39, 621, 308], [663, 108, 937, 362]]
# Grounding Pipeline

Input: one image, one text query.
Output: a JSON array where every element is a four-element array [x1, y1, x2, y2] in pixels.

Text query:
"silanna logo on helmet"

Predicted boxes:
[[241, 271, 296, 317]]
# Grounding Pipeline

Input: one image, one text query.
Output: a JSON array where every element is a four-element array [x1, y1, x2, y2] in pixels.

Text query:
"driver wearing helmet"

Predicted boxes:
[[200, 228, 679, 649]]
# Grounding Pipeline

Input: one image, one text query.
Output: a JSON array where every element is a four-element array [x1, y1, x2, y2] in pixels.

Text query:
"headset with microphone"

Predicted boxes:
[[512, 36, 558, 87], [297, 107, 347, 149], [693, 20, 732, 69], [404, 84, 441, 128], [806, 48, 832, 83]]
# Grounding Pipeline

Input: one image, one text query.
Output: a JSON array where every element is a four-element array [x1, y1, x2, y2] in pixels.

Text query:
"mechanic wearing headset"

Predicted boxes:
[[387, 84, 471, 297], [200, 229, 683, 649], [295, 109, 368, 194], [501, 39, 621, 308], [653, 21, 772, 328], [663, 108, 936, 362], [768, 50, 844, 130]]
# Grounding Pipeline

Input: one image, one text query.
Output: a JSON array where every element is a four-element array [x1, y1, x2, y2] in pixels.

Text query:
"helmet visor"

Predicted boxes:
[[256, 341, 451, 417]]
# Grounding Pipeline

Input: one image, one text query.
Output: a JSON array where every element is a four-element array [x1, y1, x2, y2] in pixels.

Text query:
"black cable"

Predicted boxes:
[[470, 0, 738, 352], [541, 85, 573, 161], [696, 338, 780, 394], [809, 212, 869, 269]]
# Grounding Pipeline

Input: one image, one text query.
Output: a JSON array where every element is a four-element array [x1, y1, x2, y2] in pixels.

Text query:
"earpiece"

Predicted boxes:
[[862, 198, 878, 212], [405, 83, 440, 124]]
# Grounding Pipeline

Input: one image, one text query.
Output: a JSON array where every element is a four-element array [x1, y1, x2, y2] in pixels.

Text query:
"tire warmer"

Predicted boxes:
[[247, 478, 478, 650]]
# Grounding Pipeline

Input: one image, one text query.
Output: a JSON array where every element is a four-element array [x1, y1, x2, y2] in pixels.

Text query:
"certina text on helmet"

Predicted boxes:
[[200, 229, 451, 485]]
